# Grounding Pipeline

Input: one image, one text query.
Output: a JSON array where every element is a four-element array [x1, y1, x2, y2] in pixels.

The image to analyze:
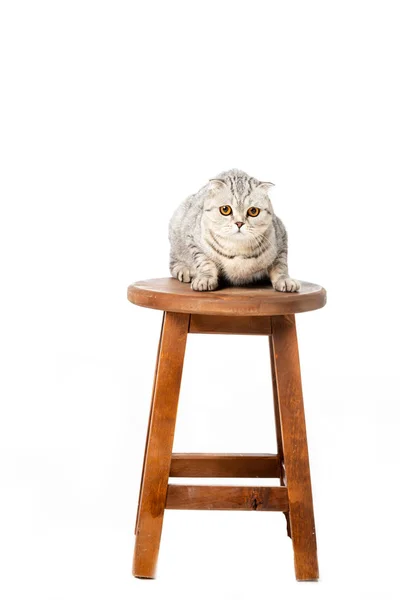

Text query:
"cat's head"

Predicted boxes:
[[202, 169, 274, 251]]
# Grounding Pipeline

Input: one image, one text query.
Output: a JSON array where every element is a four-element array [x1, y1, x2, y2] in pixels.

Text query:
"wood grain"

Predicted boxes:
[[170, 453, 280, 478], [189, 314, 272, 335], [271, 314, 319, 581], [128, 278, 326, 316], [133, 312, 189, 579], [166, 485, 289, 511]]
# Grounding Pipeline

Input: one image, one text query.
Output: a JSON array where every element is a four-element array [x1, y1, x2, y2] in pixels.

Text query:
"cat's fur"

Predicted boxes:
[[169, 169, 299, 292]]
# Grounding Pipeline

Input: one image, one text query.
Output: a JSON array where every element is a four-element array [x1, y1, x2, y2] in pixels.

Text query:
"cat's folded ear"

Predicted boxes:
[[257, 182, 275, 192], [209, 178, 228, 189], [257, 182, 274, 213]]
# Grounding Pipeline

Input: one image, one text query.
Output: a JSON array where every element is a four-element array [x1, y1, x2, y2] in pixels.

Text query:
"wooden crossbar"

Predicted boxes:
[[188, 315, 272, 335], [165, 485, 289, 511], [170, 453, 281, 478]]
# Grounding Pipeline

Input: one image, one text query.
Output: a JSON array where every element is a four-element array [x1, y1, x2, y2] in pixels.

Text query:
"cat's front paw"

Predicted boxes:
[[274, 277, 300, 293], [191, 275, 218, 291], [171, 264, 192, 283]]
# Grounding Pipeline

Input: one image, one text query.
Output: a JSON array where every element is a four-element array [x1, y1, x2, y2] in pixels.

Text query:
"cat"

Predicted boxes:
[[169, 168, 300, 292]]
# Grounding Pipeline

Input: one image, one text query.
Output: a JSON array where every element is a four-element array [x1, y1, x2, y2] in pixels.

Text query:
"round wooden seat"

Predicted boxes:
[[128, 277, 326, 316]]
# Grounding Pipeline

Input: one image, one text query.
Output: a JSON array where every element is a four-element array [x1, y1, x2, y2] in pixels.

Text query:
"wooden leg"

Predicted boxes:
[[269, 336, 291, 539], [133, 311, 189, 579], [134, 313, 165, 535], [271, 315, 319, 581]]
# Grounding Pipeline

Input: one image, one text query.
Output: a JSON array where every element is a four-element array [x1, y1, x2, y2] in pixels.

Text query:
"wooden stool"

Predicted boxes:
[[127, 278, 326, 581]]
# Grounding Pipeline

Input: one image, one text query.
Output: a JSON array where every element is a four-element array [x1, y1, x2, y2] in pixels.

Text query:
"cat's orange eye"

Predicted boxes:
[[219, 205, 232, 216], [247, 207, 260, 217]]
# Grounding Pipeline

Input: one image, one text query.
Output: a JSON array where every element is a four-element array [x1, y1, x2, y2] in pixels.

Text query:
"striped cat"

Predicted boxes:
[[169, 168, 300, 292]]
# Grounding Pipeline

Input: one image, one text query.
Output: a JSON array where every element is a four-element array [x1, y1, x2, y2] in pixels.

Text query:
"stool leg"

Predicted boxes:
[[270, 315, 319, 581], [133, 311, 189, 579], [135, 313, 165, 535], [269, 336, 291, 538]]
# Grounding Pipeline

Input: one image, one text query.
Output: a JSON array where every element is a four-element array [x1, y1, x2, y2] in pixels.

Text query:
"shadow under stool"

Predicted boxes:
[[127, 277, 326, 581]]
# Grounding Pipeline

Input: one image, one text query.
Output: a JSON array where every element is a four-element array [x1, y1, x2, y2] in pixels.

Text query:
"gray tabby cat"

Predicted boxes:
[[169, 169, 300, 292]]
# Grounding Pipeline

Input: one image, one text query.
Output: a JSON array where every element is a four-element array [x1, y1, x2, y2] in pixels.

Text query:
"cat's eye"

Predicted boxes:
[[247, 206, 260, 217], [219, 205, 232, 216]]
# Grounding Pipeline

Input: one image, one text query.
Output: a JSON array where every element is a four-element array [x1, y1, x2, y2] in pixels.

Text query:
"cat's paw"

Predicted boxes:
[[274, 277, 300, 293], [191, 275, 218, 291], [171, 264, 192, 283]]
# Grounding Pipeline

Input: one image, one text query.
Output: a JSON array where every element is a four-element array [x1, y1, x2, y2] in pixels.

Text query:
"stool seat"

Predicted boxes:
[[128, 277, 326, 316]]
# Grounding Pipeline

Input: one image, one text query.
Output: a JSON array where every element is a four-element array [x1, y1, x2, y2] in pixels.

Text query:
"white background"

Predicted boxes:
[[1, 1, 399, 599]]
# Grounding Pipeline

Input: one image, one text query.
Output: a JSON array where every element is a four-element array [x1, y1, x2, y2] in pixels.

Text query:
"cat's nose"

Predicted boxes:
[[235, 222, 244, 229]]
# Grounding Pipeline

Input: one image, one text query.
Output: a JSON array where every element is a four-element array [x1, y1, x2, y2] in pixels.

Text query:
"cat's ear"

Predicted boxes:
[[257, 181, 274, 213], [257, 181, 275, 192], [209, 178, 228, 189]]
